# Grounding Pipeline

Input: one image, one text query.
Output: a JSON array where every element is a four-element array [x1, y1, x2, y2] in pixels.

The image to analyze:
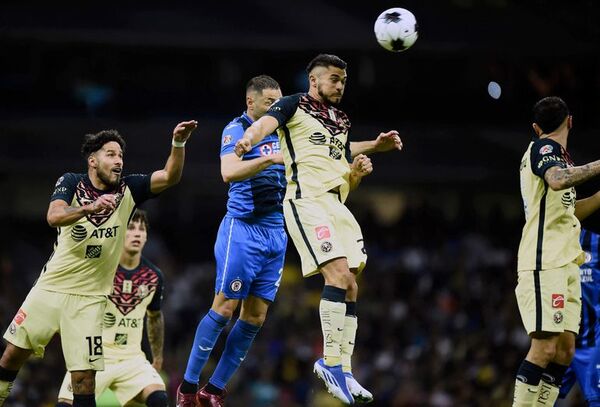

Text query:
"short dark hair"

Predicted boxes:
[[246, 75, 280, 94], [130, 209, 149, 230], [81, 130, 126, 159], [533, 96, 570, 135], [306, 54, 347, 74]]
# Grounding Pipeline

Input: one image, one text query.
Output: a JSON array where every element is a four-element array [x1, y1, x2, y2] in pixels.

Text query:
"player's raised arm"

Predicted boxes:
[[150, 120, 197, 194], [349, 130, 403, 158], [234, 115, 279, 157]]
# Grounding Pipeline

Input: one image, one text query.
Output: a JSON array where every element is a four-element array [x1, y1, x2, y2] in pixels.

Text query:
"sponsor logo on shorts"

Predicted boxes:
[[222, 135, 232, 145], [71, 224, 88, 242], [85, 245, 102, 258], [230, 279, 243, 292], [315, 226, 331, 240], [14, 308, 27, 326], [8, 323, 16, 335], [321, 241, 333, 253], [552, 294, 564, 309], [554, 311, 563, 324], [539, 145, 553, 155], [103, 312, 116, 328]]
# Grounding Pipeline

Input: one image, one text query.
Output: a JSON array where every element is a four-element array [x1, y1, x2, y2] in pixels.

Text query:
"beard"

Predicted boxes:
[[97, 167, 120, 189], [317, 84, 342, 105]]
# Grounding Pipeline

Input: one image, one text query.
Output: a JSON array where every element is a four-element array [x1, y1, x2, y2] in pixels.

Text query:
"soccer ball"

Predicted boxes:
[[374, 8, 418, 52]]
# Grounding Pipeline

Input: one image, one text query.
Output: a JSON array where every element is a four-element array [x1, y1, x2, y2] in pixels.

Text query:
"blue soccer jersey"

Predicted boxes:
[[215, 112, 287, 301], [220, 112, 286, 225], [560, 228, 600, 402]]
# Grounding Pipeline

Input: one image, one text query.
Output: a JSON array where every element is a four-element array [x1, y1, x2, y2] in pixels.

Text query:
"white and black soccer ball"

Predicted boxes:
[[374, 7, 418, 52]]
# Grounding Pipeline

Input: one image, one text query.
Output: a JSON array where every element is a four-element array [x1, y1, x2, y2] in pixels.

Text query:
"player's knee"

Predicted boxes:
[[241, 312, 267, 326], [531, 341, 558, 364], [555, 342, 575, 364], [145, 390, 168, 407]]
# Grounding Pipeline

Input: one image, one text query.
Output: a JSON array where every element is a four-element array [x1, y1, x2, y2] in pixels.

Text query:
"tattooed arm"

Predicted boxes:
[[146, 309, 164, 371], [544, 160, 600, 191], [47, 195, 117, 227]]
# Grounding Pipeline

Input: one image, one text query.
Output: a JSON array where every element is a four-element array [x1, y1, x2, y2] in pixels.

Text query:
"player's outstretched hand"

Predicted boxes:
[[351, 154, 373, 178], [173, 120, 198, 143], [375, 130, 403, 152], [234, 138, 252, 157], [88, 194, 118, 214]]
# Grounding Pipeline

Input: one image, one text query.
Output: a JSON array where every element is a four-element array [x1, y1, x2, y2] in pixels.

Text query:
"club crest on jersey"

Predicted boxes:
[[539, 145, 553, 155], [551, 294, 564, 308], [321, 241, 333, 253], [554, 310, 563, 324], [223, 135, 232, 145], [315, 226, 331, 240], [137, 284, 150, 298], [230, 279, 243, 292], [260, 143, 273, 156]]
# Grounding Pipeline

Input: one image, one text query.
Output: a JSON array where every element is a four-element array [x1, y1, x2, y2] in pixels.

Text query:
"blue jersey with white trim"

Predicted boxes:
[[220, 112, 286, 225], [576, 228, 600, 349]]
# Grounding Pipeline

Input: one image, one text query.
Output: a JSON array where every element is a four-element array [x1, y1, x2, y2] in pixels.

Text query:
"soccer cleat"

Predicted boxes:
[[313, 358, 355, 405], [196, 385, 227, 407], [345, 372, 373, 403], [176, 384, 198, 407]]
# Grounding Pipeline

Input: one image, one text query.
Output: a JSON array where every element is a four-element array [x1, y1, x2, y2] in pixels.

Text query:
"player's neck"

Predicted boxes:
[[542, 131, 568, 149], [88, 171, 113, 191], [308, 89, 325, 104], [245, 110, 257, 122], [120, 253, 141, 270]]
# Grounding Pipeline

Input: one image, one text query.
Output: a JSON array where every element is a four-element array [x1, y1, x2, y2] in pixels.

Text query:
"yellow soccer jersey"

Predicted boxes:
[[266, 93, 353, 202], [36, 173, 155, 295], [102, 257, 163, 360], [518, 139, 583, 271]]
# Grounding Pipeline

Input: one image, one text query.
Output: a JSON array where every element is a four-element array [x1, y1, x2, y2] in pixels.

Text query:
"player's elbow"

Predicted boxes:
[[47, 212, 60, 228], [547, 179, 566, 191]]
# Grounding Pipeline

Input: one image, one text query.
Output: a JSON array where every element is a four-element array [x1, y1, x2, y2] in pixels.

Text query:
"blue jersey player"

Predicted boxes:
[[559, 228, 600, 405], [177, 75, 286, 407]]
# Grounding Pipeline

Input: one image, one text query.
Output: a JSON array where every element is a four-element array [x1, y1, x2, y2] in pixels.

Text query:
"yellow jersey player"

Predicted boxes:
[[513, 97, 600, 406], [235, 54, 402, 405], [0, 121, 197, 407], [57, 210, 168, 407]]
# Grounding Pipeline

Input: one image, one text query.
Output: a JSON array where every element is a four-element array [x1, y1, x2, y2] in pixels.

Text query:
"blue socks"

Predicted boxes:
[[208, 319, 261, 390], [183, 309, 230, 384]]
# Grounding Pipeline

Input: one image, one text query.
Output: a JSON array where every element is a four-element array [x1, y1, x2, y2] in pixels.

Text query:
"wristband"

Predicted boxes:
[[172, 138, 187, 148]]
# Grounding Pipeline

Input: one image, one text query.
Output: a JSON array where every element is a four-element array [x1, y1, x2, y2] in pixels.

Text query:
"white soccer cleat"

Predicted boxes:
[[313, 358, 355, 405], [344, 372, 373, 403]]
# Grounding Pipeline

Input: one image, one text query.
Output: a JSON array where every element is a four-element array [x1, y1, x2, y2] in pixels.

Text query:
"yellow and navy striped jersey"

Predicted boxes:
[[103, 257, 163, 360], [517, 138, 583, 271], [36, 173, 155, 295], [266, 93, 353, 203]]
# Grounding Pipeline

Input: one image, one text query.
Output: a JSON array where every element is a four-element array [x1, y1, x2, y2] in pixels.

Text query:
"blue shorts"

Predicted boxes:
[[560, 346, 600, 402], [214, 216, 287, 302]]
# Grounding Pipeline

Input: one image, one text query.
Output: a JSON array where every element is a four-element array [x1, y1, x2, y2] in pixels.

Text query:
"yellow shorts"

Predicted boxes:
[[515, 262, 581, 335], [284, 192, 367, 277], [58, 354, 165, 405], [3, 287, 106, 371]]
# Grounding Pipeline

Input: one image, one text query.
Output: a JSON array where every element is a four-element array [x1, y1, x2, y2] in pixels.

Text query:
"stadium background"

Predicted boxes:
[[2, 1, 600, 405]]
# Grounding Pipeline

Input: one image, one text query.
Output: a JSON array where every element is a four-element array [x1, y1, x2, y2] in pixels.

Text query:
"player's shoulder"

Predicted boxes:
[[531, 138, 561, 156], [56, 172, 85, 185], [141, 256, 164, 279], [272, 93, 303, 109]]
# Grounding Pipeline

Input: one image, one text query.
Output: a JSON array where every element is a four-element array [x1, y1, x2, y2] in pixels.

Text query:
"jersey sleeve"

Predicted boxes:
[[265, 94, 301, 126], [147, 267, 164, 311], [220, 121, 245, 156], [50, 173, 79, 203], [123, 174, 156, 204], [531, 139, 567, 178]]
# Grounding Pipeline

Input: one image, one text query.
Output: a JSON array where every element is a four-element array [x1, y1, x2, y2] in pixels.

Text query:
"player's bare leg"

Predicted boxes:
[[0, 343, 32, 406], [341, 270, 373, 403], [513, 333, 559, 407], [313, 257, 354, 404], [534, 332, 575, 406], [70, 370, 96, 406]]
